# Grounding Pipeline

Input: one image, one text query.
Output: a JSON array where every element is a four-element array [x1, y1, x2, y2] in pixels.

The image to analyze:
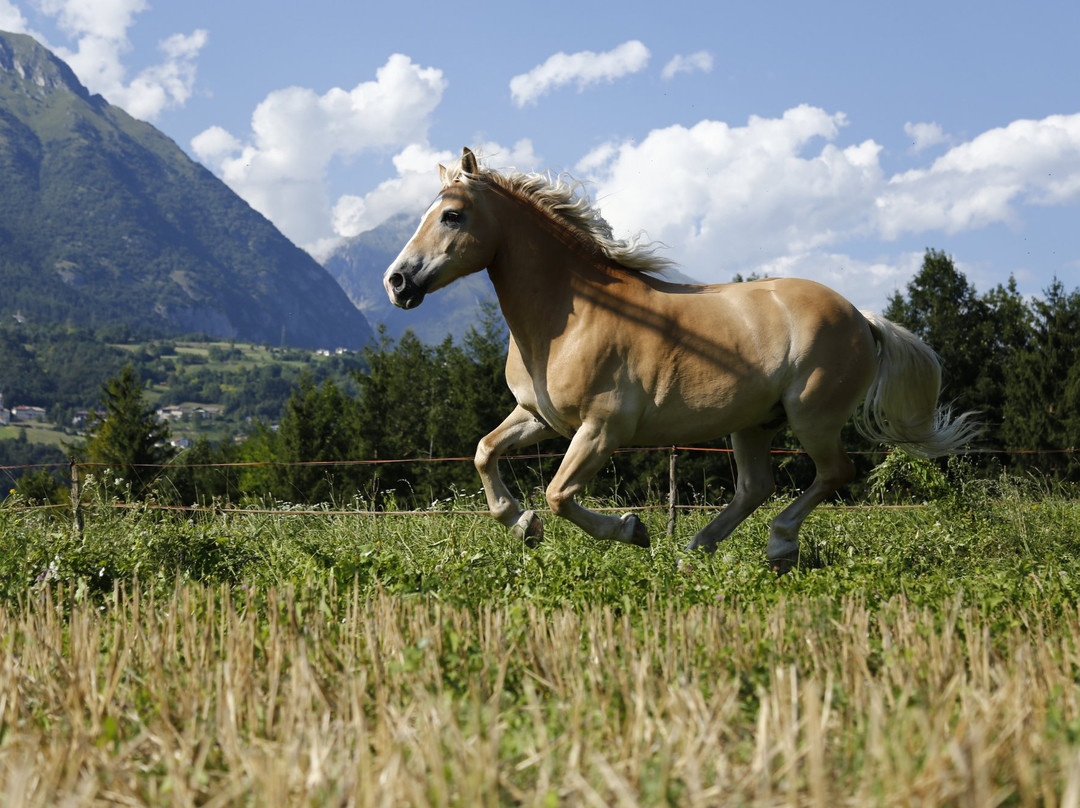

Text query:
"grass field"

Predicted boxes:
[[1, 465, 1079, 806], [0, 422, 71, 449]]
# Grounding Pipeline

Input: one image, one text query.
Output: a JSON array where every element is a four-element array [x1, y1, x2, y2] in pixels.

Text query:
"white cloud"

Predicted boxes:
[[102, 30, 207, 119], [189, 125, 240, 166], [904, 121, 948, 152], [510, 40, 649, 107], [36, 0, 146, 40], [329, 139, 541, 243], [17, 0, 206, 121], [0, 0, 30, 32], [331, 144, 455, 241], [878, 113, 1080, 238], [465, 139, 543, 175], [578, 105, 883, 272], [661, 50, 713, 81], [575, 107, 1080, 302], [193, 54, 447, 249]]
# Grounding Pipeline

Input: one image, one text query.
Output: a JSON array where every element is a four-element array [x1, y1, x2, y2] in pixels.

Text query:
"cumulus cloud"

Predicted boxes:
[[189, 125, 241, 166], [661, 50, 713, 80], [328, 139, 541, 253], [193, 54, 447, 248], [102, 30, 207, 119], [510, 40, 649, 107], [21, 0, 207, 120], [904, 121, 948, 152], [331, 144, 456, 242], [575, 107, 1080, 309], [879, 113, 1080, 238], [0, 0, 30, 32], [578, 105, 883, 271]]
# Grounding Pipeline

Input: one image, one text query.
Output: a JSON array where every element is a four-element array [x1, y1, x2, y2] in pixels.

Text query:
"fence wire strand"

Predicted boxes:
[[3, 445, 1076, 518]]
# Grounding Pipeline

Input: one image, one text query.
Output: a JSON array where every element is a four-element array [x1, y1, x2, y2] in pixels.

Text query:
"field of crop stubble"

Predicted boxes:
[[1, 461, 1079, 806]]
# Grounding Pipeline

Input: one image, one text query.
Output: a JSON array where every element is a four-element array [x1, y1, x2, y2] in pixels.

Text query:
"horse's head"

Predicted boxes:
[[384, 147, 497, 310]]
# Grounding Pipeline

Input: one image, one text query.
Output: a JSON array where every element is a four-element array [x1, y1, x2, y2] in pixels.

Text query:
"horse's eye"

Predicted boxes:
[[441, 209, 462, 225]]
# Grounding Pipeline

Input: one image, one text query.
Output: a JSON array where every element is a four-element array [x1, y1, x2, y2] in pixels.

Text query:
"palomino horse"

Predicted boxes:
[[384, 148, 979, 571]]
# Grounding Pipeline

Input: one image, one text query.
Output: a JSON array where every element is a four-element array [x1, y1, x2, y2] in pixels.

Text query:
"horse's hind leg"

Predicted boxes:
[[474, 406, 558, 544], [687, 425, 778, 553], [544, 421, 649, 547], [766, 427, 855, 574]]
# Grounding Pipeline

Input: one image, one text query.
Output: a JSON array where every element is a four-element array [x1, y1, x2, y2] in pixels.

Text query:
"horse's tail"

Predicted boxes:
[[855, 312, 982, 458]]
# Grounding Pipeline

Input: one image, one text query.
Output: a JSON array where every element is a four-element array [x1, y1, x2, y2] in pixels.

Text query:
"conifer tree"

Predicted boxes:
[[84, 365, 173, 497], [1002, 279, 1080, 477], [270, 372, 363, 504], [884, 249, 993, 415]]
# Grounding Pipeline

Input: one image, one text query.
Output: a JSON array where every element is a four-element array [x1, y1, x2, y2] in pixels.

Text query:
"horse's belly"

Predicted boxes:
[[632, 395, 782, 445]]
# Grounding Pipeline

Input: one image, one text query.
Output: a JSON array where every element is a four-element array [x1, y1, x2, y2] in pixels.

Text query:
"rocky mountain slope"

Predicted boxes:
[[0, 31, 372, 349]]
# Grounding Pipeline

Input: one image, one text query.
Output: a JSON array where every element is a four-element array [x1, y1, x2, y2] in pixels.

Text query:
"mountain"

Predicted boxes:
[[0, 31, 373, 349], [323, 212, 500, 344]]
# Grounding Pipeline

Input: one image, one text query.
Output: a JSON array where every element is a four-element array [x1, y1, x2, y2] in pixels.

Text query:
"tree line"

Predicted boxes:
[[884, 249, 1079, 477], [7, 252, 1079, 508]]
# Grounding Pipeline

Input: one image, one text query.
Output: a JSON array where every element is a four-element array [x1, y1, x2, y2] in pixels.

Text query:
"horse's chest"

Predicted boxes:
[[509, 348, 627, 438], [520, 380, 582, 438]]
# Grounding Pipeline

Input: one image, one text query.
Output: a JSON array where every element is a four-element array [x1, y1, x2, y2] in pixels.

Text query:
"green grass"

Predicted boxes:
[[0, 422, 70, 449], [1, 468, 1079, 805], [5, 465, 1076, 610]]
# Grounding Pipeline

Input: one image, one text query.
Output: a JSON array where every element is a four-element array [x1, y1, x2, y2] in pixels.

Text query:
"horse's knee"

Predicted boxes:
[[740, 476, 775, 506], [817, 463, 855, 497], [473, 437, 495, 473], [544, 483, 572, 516]]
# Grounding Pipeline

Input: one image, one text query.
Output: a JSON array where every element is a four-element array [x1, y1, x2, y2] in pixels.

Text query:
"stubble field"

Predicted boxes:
[[1, 465, 1079, 806]]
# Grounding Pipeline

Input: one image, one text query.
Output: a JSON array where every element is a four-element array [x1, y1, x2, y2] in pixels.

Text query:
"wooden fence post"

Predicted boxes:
[[70, 457, 83, 540], [666, 447, 677, 540]]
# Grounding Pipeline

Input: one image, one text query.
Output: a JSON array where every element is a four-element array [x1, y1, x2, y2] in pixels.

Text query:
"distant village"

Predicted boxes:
[[0, 391, 229, 451], [0, 394, 46, 427]]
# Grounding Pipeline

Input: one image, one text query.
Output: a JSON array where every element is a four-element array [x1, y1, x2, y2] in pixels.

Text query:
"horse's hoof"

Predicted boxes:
[[512, 510, 544, 547], [766, 535, 799, 576], [620, 513, 650, 548], [770, 557, 797, 576]]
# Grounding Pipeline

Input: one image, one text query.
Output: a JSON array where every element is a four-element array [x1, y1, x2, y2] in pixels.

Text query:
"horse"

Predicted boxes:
[[384, 147, 980, 572]]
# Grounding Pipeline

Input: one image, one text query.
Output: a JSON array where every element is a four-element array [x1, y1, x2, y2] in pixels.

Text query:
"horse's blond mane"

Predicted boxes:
[[442, 155, 672, 274]]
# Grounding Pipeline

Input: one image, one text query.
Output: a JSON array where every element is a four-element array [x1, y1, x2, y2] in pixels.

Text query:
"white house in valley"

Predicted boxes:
[[11, 405, 47, 423]]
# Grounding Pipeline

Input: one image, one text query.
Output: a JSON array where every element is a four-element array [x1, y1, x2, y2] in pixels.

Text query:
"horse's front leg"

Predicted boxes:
[[474, 406, 558, 545], [545, 422, 649, 548]]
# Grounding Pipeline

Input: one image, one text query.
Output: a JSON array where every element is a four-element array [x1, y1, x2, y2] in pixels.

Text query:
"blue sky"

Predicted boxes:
[[3, 0, 1079, 311]]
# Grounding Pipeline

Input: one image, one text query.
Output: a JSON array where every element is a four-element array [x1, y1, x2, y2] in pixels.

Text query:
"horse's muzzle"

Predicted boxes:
[[384, 269, 426, 310]]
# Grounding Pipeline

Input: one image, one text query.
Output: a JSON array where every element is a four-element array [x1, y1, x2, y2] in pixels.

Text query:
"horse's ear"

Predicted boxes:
[[439, 163, 447, 183], [461, 147, 478, 175]]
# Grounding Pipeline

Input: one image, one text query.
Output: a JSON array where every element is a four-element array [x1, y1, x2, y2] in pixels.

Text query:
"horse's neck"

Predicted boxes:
[[485, 207, 606, 352]]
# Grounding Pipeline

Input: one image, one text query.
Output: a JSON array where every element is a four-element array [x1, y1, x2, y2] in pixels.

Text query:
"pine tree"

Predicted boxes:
[[270, 373, 364, 504], [884, 249, 994, 415], [83, 365, 173, 497], [1002, 279, 1080, 477]]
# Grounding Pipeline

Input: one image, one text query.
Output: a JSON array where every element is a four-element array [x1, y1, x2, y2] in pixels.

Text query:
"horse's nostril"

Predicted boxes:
[[389, 272, 406, 293]]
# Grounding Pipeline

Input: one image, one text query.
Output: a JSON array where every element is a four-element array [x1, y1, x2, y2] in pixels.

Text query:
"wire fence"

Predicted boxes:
[[3, 446, 1077, 538]]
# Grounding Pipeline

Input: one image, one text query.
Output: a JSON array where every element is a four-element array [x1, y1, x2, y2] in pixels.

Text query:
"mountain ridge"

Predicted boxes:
[[0, 30, 373, 349]]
